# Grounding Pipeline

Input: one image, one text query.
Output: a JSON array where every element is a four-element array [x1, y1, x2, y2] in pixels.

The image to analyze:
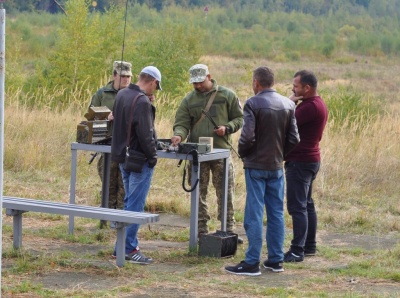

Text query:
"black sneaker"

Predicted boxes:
[[283, 250, 304, 262], [126, 250, 153, 265], [225, 261, 261, 276], [262, 260, 284, 272]]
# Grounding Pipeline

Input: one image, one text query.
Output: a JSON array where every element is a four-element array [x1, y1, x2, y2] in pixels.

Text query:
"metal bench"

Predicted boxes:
[[2, 196, 159, 267]]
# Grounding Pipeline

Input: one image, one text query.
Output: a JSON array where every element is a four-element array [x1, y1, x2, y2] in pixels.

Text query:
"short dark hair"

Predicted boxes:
[[139, 72, 156, 83], [253, 66, 274, 88], [294, 70, 318, 88]]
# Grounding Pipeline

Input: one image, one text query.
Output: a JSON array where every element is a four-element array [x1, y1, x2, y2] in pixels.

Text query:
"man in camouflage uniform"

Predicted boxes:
[[89, 61, 132, 209], [171, 64, 244, 243]]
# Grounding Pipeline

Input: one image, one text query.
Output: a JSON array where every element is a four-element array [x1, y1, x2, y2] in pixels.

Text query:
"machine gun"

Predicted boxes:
[[201, 109, 240, 159]]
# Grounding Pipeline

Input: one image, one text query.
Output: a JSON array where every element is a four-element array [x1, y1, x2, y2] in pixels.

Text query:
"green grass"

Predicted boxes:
[[2, 230, 399, 296]]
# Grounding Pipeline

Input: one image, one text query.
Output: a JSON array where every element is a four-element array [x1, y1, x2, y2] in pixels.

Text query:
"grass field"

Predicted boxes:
[[2, 55, 400, 297]]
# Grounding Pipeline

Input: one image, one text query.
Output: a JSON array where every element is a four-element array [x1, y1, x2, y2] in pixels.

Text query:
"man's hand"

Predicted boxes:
[[214, 126, 226, 136], [171, 136, 182, 146], [289, 94, 303, 103], [147, 94, 155, 103], [108, 112, 114, 121]]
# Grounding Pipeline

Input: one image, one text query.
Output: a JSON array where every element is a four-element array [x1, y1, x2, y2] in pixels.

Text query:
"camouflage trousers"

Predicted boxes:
[[97, 154, 125, 209], [189, 159, 236, 234]]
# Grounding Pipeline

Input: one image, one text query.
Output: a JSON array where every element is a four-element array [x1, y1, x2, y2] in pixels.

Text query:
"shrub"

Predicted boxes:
[[324, 87, 381, 132], [127, 20, 202, 100]]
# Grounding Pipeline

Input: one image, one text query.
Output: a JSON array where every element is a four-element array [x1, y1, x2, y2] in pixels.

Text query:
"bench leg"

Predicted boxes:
[[13, 213, 23, 249], [115, 226, 126, 267]]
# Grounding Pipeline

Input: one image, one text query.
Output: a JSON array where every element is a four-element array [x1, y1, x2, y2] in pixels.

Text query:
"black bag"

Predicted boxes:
[[123, 148, 147, 173]]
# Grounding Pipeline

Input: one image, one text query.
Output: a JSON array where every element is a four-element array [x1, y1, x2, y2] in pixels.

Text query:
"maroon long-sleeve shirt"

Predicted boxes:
[[285, 96, 328, 162]]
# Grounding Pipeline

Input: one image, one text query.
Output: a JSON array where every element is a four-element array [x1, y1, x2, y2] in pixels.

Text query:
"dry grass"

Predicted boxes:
[[3, 55, 400, 235], [318, 111, 400, 233], [2, 55, 400, 297], [200, 54, 400, 105]]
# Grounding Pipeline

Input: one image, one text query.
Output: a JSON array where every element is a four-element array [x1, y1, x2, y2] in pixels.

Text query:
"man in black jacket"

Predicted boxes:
[[111, 66, 162, 265], [225, 66, 299, 276], [89, 60, 132, 210]]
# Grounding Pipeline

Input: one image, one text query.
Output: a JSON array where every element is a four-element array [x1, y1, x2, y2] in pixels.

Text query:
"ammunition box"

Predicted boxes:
[[76, 120, 110, 144], [178, 143, 211, 154], [198, 230, 238, 258]]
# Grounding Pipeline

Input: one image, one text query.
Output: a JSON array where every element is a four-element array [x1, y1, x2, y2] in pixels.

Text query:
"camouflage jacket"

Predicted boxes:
[[173, 79, 243, 149]]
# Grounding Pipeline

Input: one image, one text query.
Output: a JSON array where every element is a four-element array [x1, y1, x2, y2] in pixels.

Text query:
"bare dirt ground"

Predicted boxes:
[[2, 213, 400, 297]]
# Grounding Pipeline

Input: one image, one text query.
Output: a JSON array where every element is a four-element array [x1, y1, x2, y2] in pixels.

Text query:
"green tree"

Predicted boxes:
[[34, 0, 123, 106], [127, 20, 202, 98]]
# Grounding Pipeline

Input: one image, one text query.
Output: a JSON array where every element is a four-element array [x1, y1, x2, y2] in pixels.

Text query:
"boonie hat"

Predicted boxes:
[[141, 66, 162, 90], [189, 64, 209, 83], [113, 61, 132, 76]]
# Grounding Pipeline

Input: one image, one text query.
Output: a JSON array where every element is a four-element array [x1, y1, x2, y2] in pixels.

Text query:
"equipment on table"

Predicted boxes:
[[77, 106, 111, 144]]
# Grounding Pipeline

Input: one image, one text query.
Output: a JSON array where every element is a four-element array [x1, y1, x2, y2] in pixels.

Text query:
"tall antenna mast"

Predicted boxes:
[[0, 0, 6, 287]]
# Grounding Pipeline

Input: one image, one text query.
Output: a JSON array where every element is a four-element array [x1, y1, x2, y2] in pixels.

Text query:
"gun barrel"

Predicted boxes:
[[201, 109, 241, 159], [201, 109, 219, 129]]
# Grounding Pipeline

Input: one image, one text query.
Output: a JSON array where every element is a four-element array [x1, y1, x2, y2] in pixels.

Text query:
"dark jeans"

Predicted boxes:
[[285, 161, 320, 254]]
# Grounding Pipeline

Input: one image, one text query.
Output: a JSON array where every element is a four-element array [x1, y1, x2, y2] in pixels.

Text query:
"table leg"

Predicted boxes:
[[100, 153, 111, 228], [220, 157, 228, 232], [189, 164, 200, 250]]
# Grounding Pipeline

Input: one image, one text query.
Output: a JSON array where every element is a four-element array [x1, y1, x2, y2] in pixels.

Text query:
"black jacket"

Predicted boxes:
[[111, 84, 157, 166], [238, 89, 299, 170]]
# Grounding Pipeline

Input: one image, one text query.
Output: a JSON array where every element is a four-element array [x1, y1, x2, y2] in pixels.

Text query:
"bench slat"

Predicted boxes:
[[4, 197, 156, 220], [2, 197, 159, 224]]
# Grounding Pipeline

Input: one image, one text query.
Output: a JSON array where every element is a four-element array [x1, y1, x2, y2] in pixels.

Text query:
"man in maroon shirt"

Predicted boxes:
[[284, 70, 328, 262]]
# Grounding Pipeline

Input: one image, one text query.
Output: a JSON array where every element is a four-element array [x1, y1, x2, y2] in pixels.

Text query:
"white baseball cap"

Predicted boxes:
[[141, 66, 162, 90]]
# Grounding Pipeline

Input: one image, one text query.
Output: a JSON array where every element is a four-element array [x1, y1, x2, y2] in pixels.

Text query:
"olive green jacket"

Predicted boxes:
[[173, 79, 243, 149], [89, 81, 118, 110], [89, 81, 117, 136]]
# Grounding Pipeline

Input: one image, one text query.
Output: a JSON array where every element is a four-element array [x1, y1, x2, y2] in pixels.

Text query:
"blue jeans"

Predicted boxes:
[[285, 161, 320, 254], [244, 168, 285, 265], [119, 163, 154, 253]]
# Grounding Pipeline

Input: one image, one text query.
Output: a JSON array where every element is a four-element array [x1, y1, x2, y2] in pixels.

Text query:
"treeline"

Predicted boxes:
[[5, 0, 400, 109], [6, 0, 202, 109], [4, 0, 400, 18]]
